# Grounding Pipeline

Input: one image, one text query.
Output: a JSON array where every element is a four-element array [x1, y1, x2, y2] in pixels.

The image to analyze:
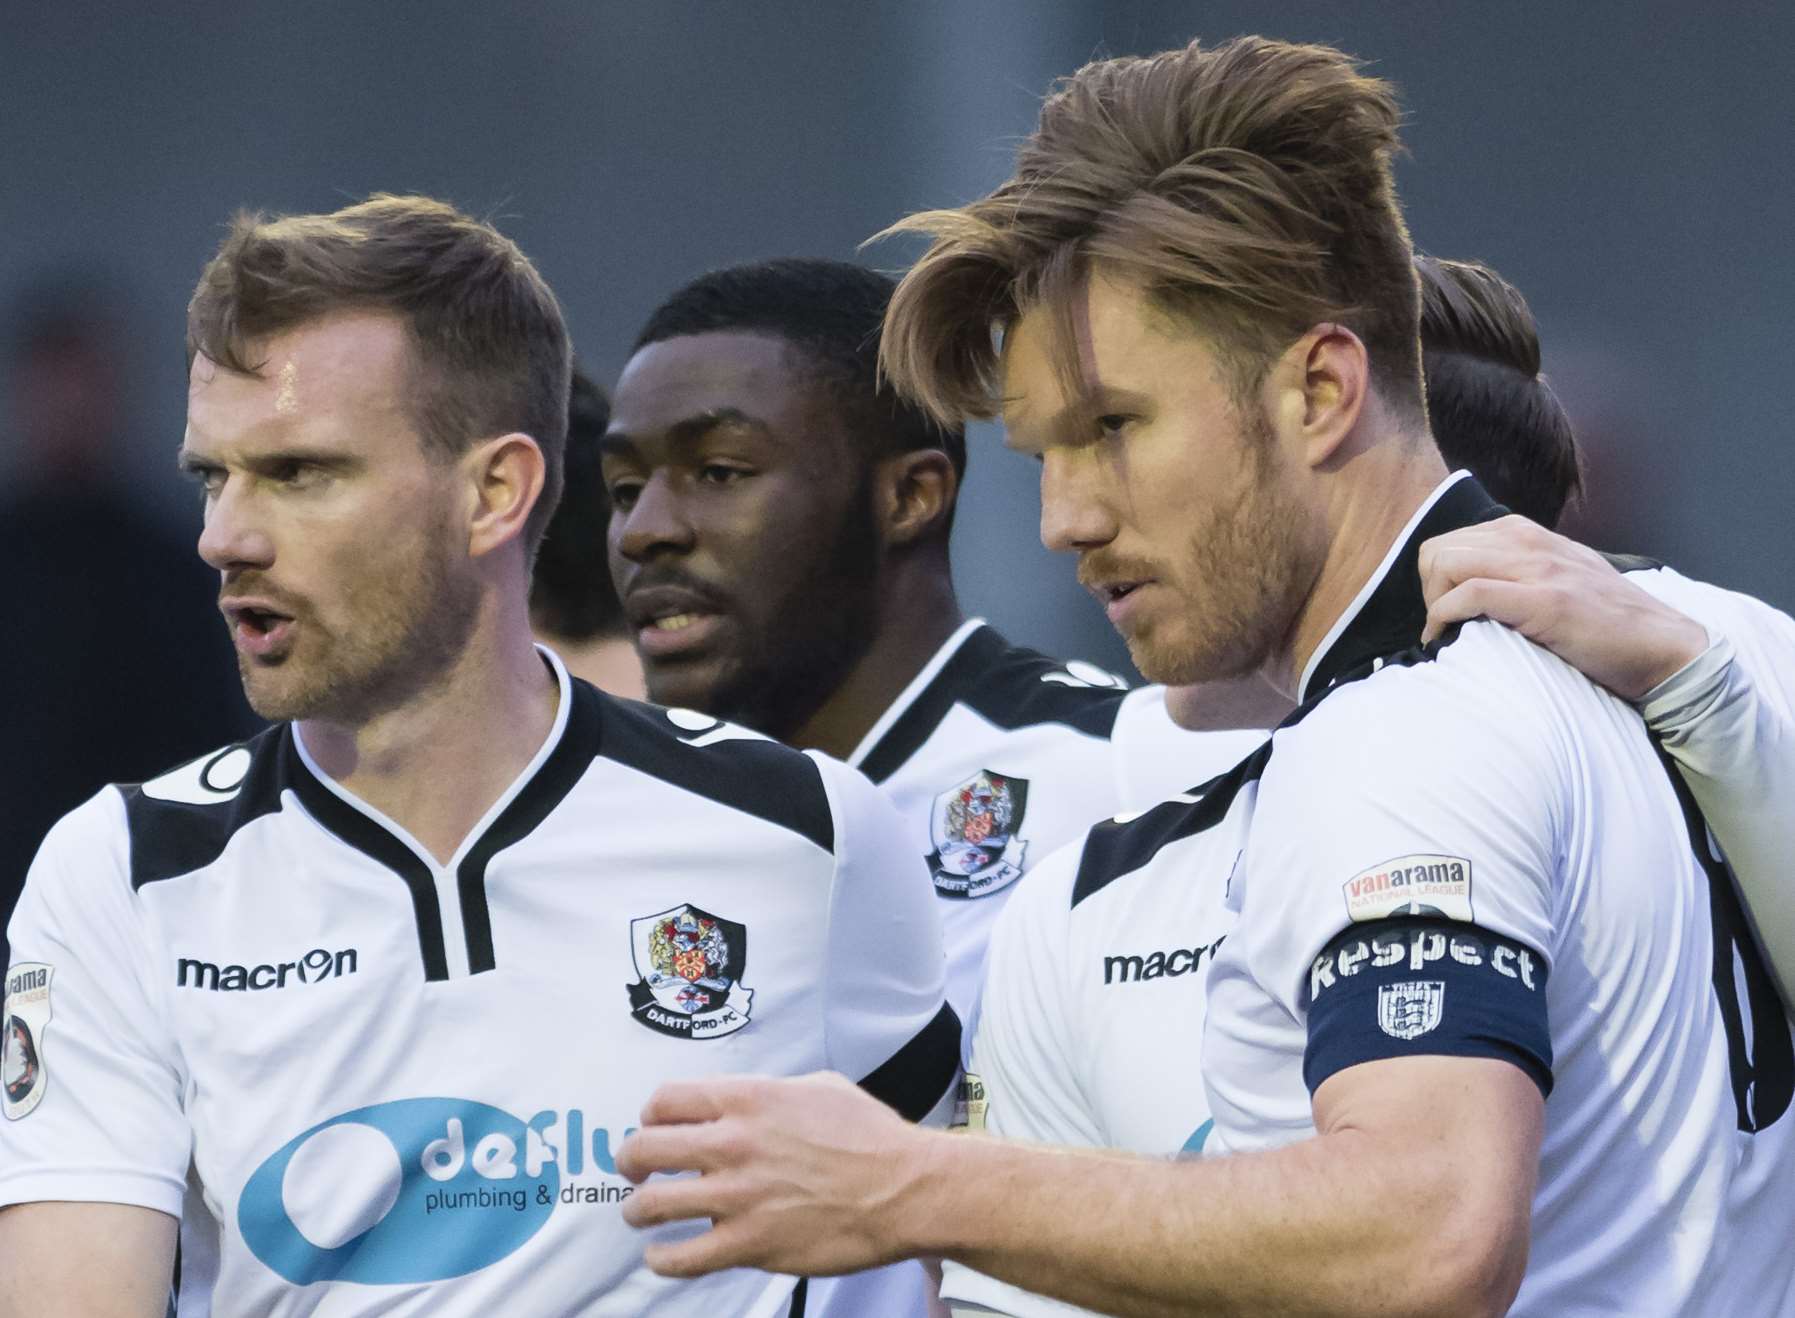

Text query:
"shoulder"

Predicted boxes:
[[594, 692, 835, 853], [1072, 744, 1268, 910], [118, 726, 292, 891], [956, 631, 1130, 740]]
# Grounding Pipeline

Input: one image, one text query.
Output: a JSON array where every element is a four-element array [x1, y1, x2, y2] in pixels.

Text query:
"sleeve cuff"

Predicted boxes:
[[0, 1166, 186, 1219], [1638, 631, 1733, 742]]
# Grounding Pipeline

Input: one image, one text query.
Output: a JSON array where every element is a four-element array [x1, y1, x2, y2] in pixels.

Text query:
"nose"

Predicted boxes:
[[1037, 449, 1116, 555], [615, 472, 697, 563], [196, 478, 275, 575]]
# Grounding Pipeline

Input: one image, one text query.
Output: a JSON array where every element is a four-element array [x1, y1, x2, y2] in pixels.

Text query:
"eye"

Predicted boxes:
[[268, 459, 322, 488], [1096, 414, 1133, 438], [606, 480, 643, 511], [697, 463, 748, 486], [183, 464, 227, 499]]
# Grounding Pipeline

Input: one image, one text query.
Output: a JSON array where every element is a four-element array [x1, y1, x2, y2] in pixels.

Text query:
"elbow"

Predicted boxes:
[[1395, 1202, 1530, 1318]]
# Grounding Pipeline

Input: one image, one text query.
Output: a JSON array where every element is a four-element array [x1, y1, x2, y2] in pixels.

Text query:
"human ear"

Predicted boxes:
[[878, 448, 958, 549], [1273, 324, 1369, 470], [465, 432, 547, 559]]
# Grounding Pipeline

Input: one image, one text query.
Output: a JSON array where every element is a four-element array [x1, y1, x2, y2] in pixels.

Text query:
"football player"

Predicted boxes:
[[617, 37, 1795, 1317]]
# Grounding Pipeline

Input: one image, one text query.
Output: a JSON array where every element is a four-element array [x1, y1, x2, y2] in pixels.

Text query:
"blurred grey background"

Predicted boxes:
[[2, 0, 1791, 906]]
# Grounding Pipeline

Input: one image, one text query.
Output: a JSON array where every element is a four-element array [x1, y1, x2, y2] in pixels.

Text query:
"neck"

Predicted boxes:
[[300, 587, 559, 864], [1264, 429, 1449, 700], [786, 556, 964, 760]]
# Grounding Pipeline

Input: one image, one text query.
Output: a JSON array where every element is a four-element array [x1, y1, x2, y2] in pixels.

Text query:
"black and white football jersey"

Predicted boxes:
[[946, 474, 1795, 1318], [0, 651, 956, 1316]]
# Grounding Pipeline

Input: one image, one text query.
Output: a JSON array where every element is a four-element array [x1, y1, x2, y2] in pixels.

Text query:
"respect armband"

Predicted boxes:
[[1302, 916, 1553, 1097]]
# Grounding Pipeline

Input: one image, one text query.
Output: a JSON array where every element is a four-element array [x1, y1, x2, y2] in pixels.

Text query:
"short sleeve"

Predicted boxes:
[[1245, 627, 1564, 1093], [0, 789, 190, 1217], [811, 754, 958, 1124]]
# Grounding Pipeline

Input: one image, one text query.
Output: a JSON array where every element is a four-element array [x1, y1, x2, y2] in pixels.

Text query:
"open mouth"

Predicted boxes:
[[225, 602, 296, 658]]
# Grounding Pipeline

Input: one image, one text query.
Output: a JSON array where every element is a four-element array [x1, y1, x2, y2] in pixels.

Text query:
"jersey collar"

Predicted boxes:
[[847, 618, 1012, 784], [1297, 471, 1505, 703], [284, 647, 603, 980]]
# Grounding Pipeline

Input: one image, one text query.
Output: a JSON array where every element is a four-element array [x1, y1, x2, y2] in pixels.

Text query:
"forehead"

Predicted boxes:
[[185, 310, 415, 449], [609, 331, 827, 437], [1000, 272, 1229, 435]]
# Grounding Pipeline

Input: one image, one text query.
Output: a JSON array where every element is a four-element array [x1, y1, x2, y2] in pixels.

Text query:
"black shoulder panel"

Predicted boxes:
[[859, 626, 1127, 784], [122, 726, 291, 891], [598, 694, 836, 853], [1601, 551, 1665, 574], [1071, 737, 1271, 908]]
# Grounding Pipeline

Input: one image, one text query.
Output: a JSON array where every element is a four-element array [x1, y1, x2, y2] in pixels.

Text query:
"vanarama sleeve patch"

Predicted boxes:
[[3, 964, 54, 1120], [1303, 917, 1551, 1097]]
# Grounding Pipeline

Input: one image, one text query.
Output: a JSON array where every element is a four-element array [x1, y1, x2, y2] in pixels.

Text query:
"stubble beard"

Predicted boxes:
[[1130, 416, 1314, 688], [239, 515, 482, 726]]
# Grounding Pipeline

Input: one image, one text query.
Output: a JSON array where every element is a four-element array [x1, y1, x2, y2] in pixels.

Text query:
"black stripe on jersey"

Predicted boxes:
[[454, 680, 605, 975], [787, 1279, 808, 1317], [1656, 742, 1794, 1131], [1072, 739, 1271, 907], [1600, 550, 1664, 574], [858, 626, 1128, 785], [286, 736, 453, 983], [1305, 477, 1507, 699], [598, 697, 835, 852], [125, 729, 289, 890], [857, 1002, 961, 1122]]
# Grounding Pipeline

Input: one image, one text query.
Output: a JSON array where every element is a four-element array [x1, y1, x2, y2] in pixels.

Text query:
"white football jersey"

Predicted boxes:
[[844, 620, 1135, 1024], [947, 475, 1795, 1317], [0, 650, 955, 1317]]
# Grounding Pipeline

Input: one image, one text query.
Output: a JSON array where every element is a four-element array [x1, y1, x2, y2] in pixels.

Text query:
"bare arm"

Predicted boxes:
[[618, 1054, 1540, 1318], [0, 1202, 177, 1318]]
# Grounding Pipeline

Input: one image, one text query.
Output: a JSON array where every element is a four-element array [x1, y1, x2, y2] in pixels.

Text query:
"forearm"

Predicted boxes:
[[902, 1125, 1525, 1318], [1643, 637, 1795, 1006]]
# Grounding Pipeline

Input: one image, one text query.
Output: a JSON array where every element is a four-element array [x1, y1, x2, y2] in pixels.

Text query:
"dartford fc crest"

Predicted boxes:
[[627, 905, 753, 1040], [3, 963, 53, 1120], [927, 770, 1030, 899], [1377, 980, 1444, 1041]]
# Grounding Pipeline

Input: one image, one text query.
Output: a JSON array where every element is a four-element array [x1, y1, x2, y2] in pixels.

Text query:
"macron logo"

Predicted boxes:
[[177, 948, 358, 992]]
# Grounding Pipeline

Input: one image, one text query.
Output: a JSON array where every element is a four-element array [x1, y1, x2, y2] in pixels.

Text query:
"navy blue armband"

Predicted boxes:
[[1303, 917, 1552, 1098]]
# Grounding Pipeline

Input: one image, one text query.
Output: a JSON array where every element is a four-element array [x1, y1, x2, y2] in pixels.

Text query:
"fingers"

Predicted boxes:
[[616, 1123, 735, 1184], [639, 1078, 736, 1127], [621, 1169, 739, 1229], [642, 1218, 765, 1279], [1421, 578, 1542, 644]]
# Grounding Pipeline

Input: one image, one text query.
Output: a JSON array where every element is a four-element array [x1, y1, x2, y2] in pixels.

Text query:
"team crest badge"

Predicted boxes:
[[3, 963, 53, 1120], [627, 905, 753, 1040], [927, 770, 1030, 899], [1377, 980, 1444, 1041]]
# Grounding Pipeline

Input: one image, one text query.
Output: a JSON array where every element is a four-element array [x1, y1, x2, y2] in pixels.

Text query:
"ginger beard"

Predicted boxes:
[[233, 491, 481, 726], [1095, 405, 1316, 688]]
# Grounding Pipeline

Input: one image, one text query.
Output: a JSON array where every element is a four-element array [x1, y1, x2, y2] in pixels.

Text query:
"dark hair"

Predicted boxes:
[[530, 368, 627, 640], [1418, 255, 1582, 528], [879, 36, 1423, 424], [635, 258, 967, 500], [186, 193, 573, 548]]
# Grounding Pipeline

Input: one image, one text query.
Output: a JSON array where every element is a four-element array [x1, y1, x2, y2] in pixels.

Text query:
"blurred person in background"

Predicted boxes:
[[529, 367, 644, 696], [0, 283, 251, 967]]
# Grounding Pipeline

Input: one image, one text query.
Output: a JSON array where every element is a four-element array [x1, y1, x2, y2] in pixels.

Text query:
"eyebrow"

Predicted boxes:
[[600, 406, 770, 458], [175, 445, 360, 474], [1001, 384, 1153, 452]]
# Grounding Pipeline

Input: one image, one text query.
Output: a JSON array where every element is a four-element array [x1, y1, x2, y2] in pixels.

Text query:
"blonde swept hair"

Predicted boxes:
[[878, 36, 1425, 426]]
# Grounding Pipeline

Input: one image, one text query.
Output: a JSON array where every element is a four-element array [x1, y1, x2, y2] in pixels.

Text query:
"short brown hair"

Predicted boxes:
[[879, 36, 1423, 425], [187, 193, 573, 547]]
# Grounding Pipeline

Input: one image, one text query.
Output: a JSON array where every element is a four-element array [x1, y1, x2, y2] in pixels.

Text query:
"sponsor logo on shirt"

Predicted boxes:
[[952, 1072, 988, 1132], [239, 1097, 639, 1285], [1341, 853, 1474, 923], [175, 947, 358, 992], [927, 769, 1030, 899], [1102, 936, 1225, 985], [1378, 981, 1445, 1040], [626, 904, 754, 1039], [3, 963, 52, 1120], [1310, 925, 1540, 1003]]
